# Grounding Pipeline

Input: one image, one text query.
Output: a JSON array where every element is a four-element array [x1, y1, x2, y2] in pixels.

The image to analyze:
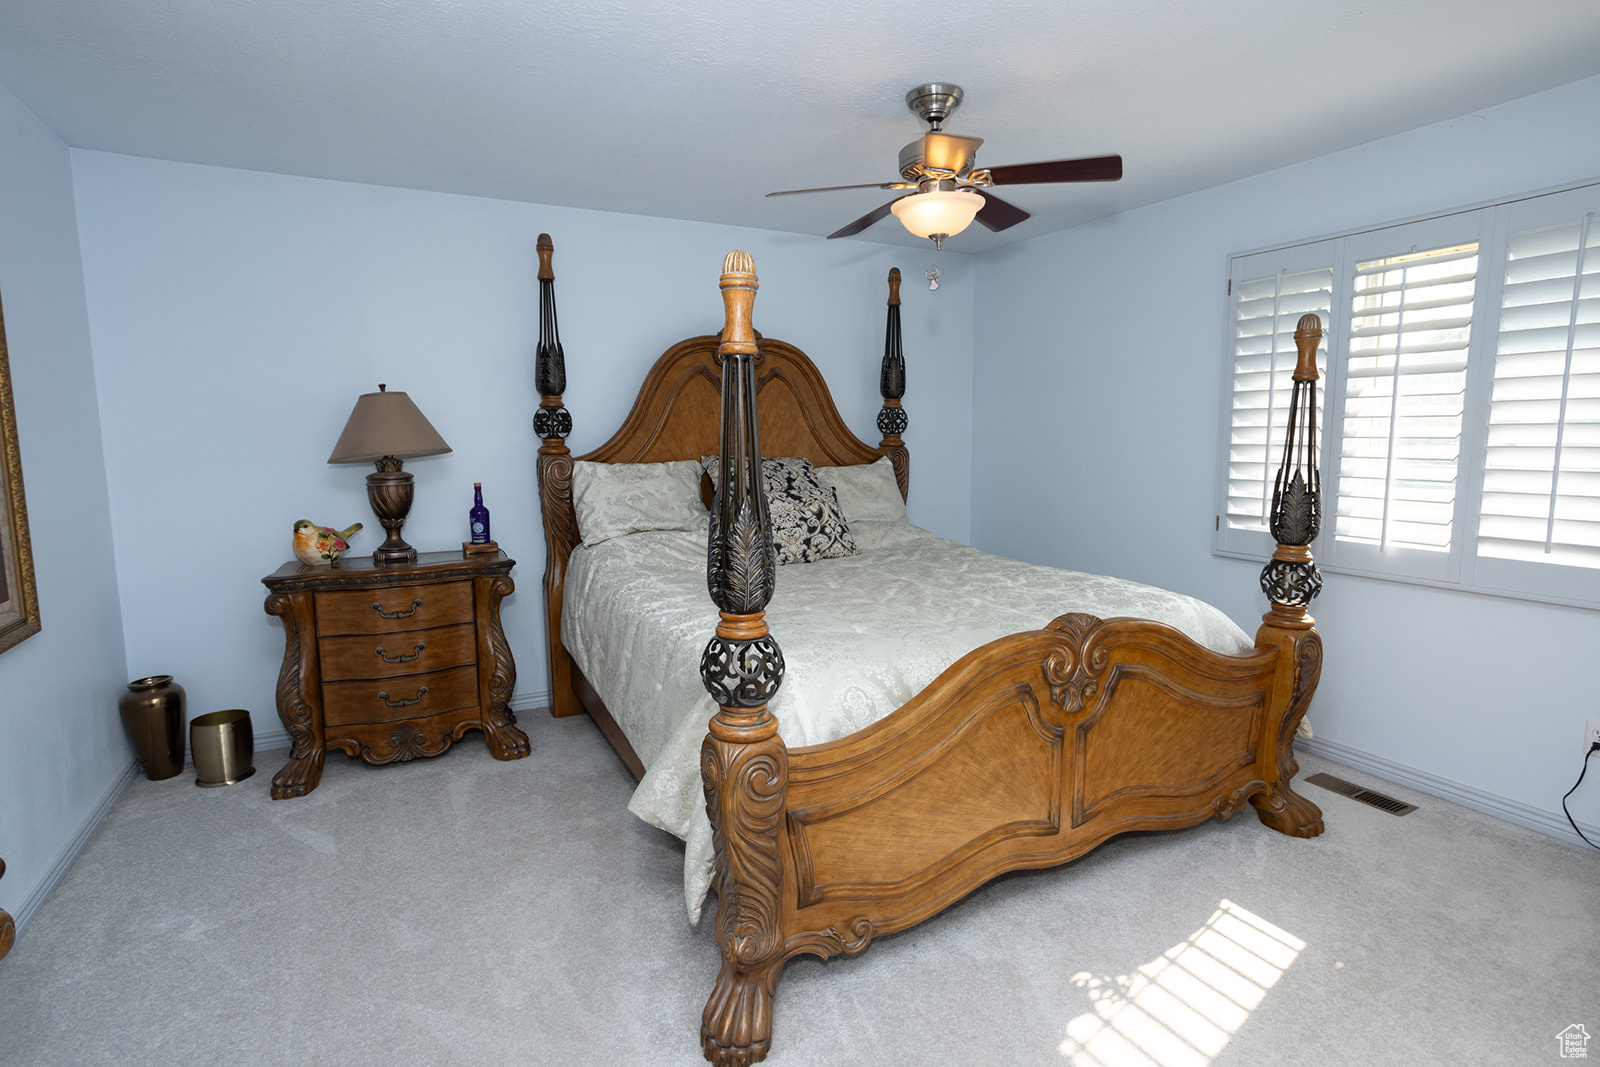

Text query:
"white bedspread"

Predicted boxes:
[[561, 520, 1254, 923]]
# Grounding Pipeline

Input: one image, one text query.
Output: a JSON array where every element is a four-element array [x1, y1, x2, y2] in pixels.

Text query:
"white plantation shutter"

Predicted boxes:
[[1478, 214, 1600, 567], [1216, 245, 1335, 557], [1226, 268, 1334, 528], [1335, 241, 1478, 559]]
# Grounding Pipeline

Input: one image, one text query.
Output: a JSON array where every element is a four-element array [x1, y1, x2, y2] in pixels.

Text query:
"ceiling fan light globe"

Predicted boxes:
[[890, 189, 983, 240]]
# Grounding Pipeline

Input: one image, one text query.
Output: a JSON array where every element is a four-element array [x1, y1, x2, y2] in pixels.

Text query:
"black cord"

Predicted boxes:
[[1562, 742, 1600, 850]]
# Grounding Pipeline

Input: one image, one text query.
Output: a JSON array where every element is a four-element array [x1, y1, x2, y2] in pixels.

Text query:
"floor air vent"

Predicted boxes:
[[1304, 773, 1418, 816]]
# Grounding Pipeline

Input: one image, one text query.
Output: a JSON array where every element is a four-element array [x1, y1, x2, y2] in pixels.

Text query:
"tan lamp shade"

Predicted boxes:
[[327, 384, 452, 463]]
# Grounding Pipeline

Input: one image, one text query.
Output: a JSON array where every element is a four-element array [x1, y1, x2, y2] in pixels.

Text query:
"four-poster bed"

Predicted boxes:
[[534, 236, 1327, 1065]]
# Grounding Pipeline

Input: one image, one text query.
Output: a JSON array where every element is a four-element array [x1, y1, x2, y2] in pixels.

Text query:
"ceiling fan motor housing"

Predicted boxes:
[[899, 140, 931, 182], [900, 134, 986, 185]]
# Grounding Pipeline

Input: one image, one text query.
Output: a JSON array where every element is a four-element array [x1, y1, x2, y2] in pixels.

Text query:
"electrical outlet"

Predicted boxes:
[[1588, 720, 1600, 752]]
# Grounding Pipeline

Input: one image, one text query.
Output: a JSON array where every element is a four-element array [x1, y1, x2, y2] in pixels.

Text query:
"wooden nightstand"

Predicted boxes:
[[261, 549, 529, 798]]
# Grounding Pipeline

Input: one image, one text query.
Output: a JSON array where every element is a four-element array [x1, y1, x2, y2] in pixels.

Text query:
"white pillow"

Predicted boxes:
[[571, 460, 707, 546], [816, 456, 906, 524]]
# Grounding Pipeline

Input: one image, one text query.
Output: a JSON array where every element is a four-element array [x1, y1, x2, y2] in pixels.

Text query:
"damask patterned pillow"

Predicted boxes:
[[571, 460, 708, 547], [701, 455, 859, 565]]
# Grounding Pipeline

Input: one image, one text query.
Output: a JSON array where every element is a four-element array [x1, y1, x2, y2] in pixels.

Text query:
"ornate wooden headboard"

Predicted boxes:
[[533, 236, 909, 720]]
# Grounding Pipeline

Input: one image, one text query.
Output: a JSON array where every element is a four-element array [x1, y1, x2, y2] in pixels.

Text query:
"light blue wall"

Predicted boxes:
[[0, 83, 130, 923], [69, 152, 977, 751], [971, 74, 1600, 831]]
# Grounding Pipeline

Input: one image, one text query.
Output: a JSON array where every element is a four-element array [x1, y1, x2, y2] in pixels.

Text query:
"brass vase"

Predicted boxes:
[[118, 675, 186, 781]]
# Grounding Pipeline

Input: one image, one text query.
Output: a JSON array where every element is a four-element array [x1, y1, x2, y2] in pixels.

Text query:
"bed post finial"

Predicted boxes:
[[718, 250, 759, 356], [1251, 313, 1325, 841], [1260, 313, 1324, 623], [701, 250, 790, 1067], [534, 233, 570, 440], [878, 267, 910, 500], [534, 234, 580, 718]]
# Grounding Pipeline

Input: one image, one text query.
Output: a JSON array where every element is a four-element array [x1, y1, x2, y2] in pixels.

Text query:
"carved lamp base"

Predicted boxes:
[[366, 462, 418, 564]]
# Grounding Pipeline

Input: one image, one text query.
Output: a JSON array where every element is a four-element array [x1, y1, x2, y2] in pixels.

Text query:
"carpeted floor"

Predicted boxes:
[[2, 708, 1596, 1066]]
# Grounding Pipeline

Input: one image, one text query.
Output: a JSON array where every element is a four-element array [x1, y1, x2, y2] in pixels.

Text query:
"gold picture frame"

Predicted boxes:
[[0, 288, 40, 655]]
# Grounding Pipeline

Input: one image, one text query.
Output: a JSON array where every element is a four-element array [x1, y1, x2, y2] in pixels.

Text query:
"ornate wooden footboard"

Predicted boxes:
[[700, 610, 1320, 1062], [532, 239, 1325, 1065]]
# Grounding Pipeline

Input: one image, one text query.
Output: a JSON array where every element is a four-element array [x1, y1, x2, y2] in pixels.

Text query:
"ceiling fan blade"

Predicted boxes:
[[767, 181, 905, 197], [827, 199, 898, 239], [973, 190, 1031, 232], [922, 132, 984, 175], [986, 154, 1123, 186]]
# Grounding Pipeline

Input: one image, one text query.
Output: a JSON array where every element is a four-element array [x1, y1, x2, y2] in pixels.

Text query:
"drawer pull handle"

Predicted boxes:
[[377, 687, 428, 708], [375, 643, 425, 664], [372, 598, 424, 619]]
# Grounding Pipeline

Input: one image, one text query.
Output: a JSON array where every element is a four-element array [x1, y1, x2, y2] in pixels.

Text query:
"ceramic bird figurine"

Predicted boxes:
[[293, 520, 363, 565]]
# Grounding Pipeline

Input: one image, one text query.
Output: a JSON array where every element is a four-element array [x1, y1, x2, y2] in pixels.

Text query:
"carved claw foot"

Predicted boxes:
[[701, 958, 781, 1066], [482, 714, 531, 761], [271, 748, 325, 799], [1252, 781, 1325, 838]]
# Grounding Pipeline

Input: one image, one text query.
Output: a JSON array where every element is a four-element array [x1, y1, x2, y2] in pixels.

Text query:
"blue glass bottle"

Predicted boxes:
[[469, 483, 491, 544]]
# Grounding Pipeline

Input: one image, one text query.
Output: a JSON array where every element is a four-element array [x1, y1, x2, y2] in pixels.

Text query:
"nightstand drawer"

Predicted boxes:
[[315, 581, 473, 636], [322, 665, 480, 727], [319, 623, 477, 682]]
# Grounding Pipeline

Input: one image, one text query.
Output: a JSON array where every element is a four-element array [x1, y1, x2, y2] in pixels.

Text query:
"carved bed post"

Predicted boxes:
[[533, 234, 581, 718], [699, 251, 789, 1067], [877, 267, 910, 499], [1251, 312, 1326, 838]]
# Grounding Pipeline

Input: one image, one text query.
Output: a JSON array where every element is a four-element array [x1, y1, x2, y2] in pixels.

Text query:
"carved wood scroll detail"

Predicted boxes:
[[539, 449, 578, 718], [481, 574, 529, 757], [1042, 613, 1111, 714], [264, 591, 325, 799], [1250, 629, 1325, 837]]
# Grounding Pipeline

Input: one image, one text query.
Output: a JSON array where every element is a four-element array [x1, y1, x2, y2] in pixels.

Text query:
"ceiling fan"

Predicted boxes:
[[768, 83, 1122, 248]]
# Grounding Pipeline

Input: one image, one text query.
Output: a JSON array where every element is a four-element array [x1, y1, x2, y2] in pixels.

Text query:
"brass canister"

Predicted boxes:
[[190, 709, 255, 788]]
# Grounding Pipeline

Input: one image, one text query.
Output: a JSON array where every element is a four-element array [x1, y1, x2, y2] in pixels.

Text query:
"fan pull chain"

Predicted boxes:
[[926, 236, 945, 290]]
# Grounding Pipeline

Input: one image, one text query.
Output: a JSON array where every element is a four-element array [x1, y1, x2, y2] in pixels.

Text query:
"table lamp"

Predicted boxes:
[[327, 384, 451, 564]]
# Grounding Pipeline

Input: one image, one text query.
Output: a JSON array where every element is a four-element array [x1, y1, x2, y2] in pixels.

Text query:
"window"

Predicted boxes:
[[1214, 178, 1600, 609]]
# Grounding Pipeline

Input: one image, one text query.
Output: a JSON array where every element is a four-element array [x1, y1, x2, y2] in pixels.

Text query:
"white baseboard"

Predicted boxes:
[[15, 756, 142, 934], [510, 689, 550, 715], [1298, 736, 1600, 849], [249, 690, 554, 753]]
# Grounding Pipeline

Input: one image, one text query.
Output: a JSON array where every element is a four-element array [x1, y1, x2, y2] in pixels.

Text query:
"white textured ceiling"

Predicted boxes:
[[3, 0, 1600, 251]]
